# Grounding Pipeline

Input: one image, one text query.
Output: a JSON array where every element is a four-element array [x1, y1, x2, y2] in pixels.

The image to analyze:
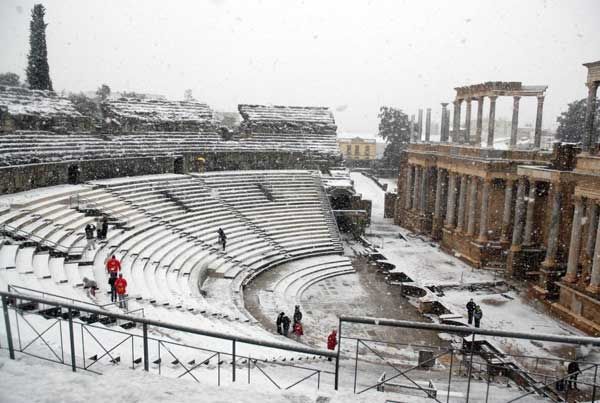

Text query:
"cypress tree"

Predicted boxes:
[[26, 4, 53, 91]]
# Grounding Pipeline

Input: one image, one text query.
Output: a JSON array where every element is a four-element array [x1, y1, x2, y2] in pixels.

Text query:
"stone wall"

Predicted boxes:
[[0, 151, 341, 195], [0, 156, 176, 194]]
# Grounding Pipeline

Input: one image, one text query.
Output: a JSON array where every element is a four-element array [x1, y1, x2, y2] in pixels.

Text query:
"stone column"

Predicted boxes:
[[534, 95, 545, 148], [587, 221, 600, 293], [486, 96, 498, 148], [404, 165, 414, 210], [586, 202, 599, 262], [456, 175, 468, 232], [445, 173, 457, 228], [565, 196, 585, 283], [582, 82, 599, 152], [425, 108, 432, 142], [419, 166, 428, 212], [417, 109, 423, 142], [523, 182, 536, 245], [511, 178, 527, 249], [412, 166, 421, 211], [475, 96, 484, 146], [464, 99, 472, 144], [542, 184, 562, 267], [510, 96, 521, 148], [440, 103, 449, 142], [478, 179, 491, 242], [466, 176, 478, 236], [453, 99, 463, 144], [501, 179, 514, 242], [433, 168, 445, 222]]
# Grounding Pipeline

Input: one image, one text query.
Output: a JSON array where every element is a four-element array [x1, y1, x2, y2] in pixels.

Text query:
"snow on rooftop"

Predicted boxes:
[[0, 85, 83, 118]]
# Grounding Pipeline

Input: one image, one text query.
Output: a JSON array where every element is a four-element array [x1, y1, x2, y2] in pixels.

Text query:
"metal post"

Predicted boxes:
[[485, 366, 491, 403], [67, 308, 76, 372], [334, 318, 342, 391], [593, 364, 598, 403], [2, 296, 15, 359], [465, 332, 476, 402], [218, 352, 221, 386], [353, 338, 359, 393], [247, 355, 251, 384], [143, 323, 149, 371], [446, 349, 453, 403], [232, 339, 236, 382]]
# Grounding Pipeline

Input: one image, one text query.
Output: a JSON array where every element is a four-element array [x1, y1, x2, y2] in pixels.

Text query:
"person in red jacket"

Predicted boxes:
[[114, 274, 128, 310], [293, 321, 304, 340], [327, 330, 337, 361], [106, 255, 121, 302]]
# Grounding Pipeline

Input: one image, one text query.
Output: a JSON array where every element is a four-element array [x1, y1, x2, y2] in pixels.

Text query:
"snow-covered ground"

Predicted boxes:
[[350, 171, 593, 363]]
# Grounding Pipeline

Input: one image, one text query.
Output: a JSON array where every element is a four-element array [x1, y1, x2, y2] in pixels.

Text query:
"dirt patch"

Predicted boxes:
[[480, 298, 508, 306]]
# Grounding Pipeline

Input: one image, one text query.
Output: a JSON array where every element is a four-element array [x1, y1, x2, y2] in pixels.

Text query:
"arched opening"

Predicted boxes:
[[67, 165, 80, 184]]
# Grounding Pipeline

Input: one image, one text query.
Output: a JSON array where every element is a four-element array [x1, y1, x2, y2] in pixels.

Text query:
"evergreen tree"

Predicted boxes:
[[556, 98, 600, 143], [26, 4, 53, 91], [377, 106, 412, 168]]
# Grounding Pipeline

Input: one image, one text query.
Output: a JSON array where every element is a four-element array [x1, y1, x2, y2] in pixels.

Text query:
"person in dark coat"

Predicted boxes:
[[473, 305, 483, 328], [466, 298, 476, 325], [567, 361, 580, 390], [281, 314, 291, 337], [293, 305, 303, 325], [276, 312, 284, 334], [217, 228, 227, 251], [99, 217, 108, 240]]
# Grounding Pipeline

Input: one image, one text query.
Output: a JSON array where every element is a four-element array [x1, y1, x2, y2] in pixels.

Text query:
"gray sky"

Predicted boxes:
[[1, 0, 599, 134]]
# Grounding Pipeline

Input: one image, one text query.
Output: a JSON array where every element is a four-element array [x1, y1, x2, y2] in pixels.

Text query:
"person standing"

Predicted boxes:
[[474, 305, 483, 328], [327, 330, 337, 361], [466, 298, 476, 325], [99, 217, 109, 240], [106, 255, 121, 302], [276, 312, 284, 334], [114, 274, 128, 310], [84, 223, 96, 252], [282, 314, 291, 337], [567, 361, 580, 390], [293, 305, 303, 326], [217, 228, 227, 251]]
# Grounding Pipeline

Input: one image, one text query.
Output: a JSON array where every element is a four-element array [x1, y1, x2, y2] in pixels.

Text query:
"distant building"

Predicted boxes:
[[337, 137, 377, 161], [0, 85, 91, 132]]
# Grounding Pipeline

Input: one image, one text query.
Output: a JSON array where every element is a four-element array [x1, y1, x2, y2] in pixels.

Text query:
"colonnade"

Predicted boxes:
[[437, 95, 545, 148], [564, 196, 600, 292]]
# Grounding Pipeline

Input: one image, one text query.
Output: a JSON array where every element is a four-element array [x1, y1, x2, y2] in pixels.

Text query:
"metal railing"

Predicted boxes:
[[0, 291, 336, 392], [336, 315, 600, 402], [69, 194, 129, 226], [0, 223, 85, 256], [7, 284, 143, 317]]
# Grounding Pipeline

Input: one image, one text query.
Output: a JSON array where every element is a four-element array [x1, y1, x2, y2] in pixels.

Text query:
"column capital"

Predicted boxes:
[[488, 95, 498, 102], [513, 95, 521, 101], [536, 95, 545, 103], [441, 102, 448, 108], [454, 98, 464, 105], [586, 81, 599, 91]]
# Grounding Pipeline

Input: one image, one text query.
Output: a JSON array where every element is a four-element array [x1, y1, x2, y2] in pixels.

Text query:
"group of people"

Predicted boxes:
[[466, 299, 483, 328], [276, 306, 304, 338], [84, 217, 109, 253], [106, 255, 128, 309]]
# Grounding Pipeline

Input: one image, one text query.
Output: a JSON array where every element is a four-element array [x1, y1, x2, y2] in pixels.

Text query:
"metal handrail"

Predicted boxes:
[[0, 223, 84, 255], [0, 290, 337, 358], [70, 194, 129, 225], [7, 284, 140, 316]]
